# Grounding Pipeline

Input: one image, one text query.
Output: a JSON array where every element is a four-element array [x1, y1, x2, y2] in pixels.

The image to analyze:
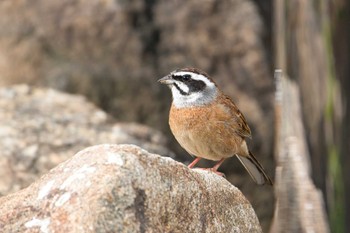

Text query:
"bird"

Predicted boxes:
[[158, 67, 273, 185]]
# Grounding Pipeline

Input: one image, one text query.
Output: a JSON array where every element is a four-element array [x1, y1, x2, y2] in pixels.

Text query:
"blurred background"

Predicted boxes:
[[0, 0, 348, 232]]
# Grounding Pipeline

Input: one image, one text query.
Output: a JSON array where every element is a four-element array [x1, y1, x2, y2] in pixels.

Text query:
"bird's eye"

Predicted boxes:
[[182, 74, 191, 81]]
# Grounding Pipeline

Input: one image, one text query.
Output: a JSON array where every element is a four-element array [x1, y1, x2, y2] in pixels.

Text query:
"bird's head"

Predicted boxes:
[[158, 67, 218, 108]]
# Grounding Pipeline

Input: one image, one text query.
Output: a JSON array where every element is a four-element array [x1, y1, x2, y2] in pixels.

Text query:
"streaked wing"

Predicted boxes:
[[220, 94, 252, 139]]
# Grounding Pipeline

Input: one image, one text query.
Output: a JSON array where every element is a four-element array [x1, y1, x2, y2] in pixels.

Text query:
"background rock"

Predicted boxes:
[[0, 0, 348, 231], [0, 144, 262, 233], [0, 1, 275, 228], [0, 85, 173, 196], [0, 0, 273, 156], [0, 0, 276, 230]]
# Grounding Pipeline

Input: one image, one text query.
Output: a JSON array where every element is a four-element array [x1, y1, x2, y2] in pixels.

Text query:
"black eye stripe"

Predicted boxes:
[[171, 73, 206, 94], [172, 75, 186, 82], [189, 79, 206, 93], [183, 74, 191, 80], [172, 74, 192, 82]]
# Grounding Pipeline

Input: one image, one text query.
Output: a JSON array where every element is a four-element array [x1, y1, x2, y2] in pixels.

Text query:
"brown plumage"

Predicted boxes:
[[159, 67, 273, 185]]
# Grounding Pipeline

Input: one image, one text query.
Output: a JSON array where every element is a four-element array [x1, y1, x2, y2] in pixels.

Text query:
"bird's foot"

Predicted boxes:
[[188, 158, 226, 177], [197, 168, 225, 177]]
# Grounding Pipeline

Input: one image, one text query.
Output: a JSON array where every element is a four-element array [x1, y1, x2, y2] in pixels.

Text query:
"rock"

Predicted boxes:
[[0, 144, 262, 233], [0, 85, 173, 196]]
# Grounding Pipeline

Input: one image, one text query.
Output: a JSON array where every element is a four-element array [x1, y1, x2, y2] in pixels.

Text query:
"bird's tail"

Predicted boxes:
[[236, 151, 273, 185]]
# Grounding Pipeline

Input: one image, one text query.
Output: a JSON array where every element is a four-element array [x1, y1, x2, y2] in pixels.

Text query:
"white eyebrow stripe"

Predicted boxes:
[[173, 71, 203, 80], [173, 71, 193, 76], [172, 71, 214, 87]]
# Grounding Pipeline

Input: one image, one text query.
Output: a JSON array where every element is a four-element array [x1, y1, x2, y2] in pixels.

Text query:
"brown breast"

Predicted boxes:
[[169, 95, 250, 161]]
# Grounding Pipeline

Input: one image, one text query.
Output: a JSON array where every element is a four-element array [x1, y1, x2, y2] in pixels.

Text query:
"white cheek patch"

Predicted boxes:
[[172, 86, 217, 108], [175, 81, 189, 93], [185, 92, 204, 103], [171, 87, 184, 103]]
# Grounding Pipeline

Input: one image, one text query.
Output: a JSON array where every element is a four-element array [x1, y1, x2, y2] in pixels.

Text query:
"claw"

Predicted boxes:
[[197, 168, 225, 177], [188, 157, 226, 177]]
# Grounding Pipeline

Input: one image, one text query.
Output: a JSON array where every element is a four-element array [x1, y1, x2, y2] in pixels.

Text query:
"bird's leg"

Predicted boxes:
[[207, 158, 226, 176], [188, 157, 201, 168], [197, 158, 226, 177], [211, 158, 225, 172]]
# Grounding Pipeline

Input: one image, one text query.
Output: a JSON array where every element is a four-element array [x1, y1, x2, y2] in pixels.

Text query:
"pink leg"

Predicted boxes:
[[188, 157, 201, 168], [211, 158, 226, 172], [197, 158, 226, 177]]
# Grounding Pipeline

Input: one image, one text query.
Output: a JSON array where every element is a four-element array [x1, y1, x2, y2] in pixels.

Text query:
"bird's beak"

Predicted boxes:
[[157, 75, 174, 85]]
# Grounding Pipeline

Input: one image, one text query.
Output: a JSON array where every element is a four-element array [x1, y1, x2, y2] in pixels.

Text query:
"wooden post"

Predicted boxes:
[[270, 70, 329, 233]]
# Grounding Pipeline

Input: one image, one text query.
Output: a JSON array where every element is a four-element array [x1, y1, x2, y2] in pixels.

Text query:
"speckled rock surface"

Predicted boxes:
[[0, 144, 262, 233], [0, 85, 173, 196]]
